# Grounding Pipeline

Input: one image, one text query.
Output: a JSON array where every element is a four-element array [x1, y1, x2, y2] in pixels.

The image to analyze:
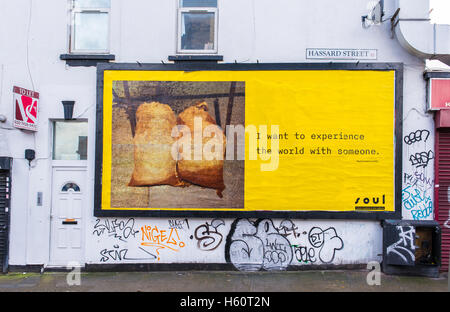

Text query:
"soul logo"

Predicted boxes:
[[354, 195, 386, 211]]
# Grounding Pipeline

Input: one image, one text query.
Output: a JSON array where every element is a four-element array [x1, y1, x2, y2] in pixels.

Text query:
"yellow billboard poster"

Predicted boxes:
[[94, 63, 402, 219]]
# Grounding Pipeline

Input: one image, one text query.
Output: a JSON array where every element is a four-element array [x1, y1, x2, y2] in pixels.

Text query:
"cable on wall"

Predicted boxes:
[[26, 0, 35, 92]]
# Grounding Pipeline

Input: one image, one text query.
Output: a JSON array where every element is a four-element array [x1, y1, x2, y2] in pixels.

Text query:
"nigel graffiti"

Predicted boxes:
[[140, 225, 185, 260]]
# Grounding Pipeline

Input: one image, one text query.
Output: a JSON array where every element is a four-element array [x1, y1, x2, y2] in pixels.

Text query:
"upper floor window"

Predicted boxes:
[[177, 0, 218, 54], [70, 0, 111, 53]]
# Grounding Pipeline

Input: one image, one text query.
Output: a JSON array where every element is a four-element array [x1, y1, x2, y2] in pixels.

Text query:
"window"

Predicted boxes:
[[70, 0, 110, 53], [62, 183, 81, 192], [53, 121, 88, 160], [178, 0, 218, 54]]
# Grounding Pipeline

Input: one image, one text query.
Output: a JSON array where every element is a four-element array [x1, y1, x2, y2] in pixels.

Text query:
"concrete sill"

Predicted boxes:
[[60, 54, 115, 67], [168, 55, 223, 63]]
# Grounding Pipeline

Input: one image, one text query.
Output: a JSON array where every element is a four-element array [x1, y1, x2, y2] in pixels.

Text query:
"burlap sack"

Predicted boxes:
[[128, 102, 182, 187], [176, 102, 226, 197]]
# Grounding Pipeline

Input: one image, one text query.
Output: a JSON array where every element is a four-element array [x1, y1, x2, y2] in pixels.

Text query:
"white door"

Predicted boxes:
[[49, 167, 86, 266]]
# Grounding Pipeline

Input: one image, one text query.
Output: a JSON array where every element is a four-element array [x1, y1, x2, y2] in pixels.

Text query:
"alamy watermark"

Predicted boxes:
[[66, 261, 81, 286], [366, 261, 381, 286], [169, 118, 280, 171]]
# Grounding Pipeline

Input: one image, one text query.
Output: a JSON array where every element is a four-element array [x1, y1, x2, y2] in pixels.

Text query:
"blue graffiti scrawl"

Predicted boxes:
[[402, 186, 433, 220]]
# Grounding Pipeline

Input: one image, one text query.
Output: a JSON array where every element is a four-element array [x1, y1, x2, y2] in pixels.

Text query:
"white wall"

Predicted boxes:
[[87, 218, 382, 270], [0, 0, 433, 269]]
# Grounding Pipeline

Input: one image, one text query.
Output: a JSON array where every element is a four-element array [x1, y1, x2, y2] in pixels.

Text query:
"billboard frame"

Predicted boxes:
[[94, 62, 403, 220]]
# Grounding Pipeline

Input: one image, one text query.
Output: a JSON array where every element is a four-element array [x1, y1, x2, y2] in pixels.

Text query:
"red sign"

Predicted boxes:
[[430, 78, 450, 110], [13, 86, 39, 131]]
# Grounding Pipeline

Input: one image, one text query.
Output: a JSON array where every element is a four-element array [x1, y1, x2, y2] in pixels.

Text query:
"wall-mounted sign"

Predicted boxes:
[[306, 48, 377, 60], [95, 63, 402, 219], [13, 86, 39, 131], [428, 78, 450, 110]]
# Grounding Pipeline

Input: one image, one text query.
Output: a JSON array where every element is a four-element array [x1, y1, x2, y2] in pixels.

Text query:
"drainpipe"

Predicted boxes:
[[392, 0, 450, 63]]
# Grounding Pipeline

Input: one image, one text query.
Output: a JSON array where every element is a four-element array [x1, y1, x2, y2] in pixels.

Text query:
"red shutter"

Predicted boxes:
[[436, 129, 450, 272]]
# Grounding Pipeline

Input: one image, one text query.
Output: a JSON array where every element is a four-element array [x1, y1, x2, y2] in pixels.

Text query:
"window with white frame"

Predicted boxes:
[[178, 0, 218, 54], [53, 120, 88, 160], [70, 0, 110, 53]]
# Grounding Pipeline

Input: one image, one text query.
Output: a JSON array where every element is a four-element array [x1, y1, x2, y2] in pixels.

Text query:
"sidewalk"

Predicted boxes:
[[0, 270, 447, 292]]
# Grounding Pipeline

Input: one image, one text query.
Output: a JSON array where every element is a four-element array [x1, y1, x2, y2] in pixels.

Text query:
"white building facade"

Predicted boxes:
[[0, 0, 448, 273]]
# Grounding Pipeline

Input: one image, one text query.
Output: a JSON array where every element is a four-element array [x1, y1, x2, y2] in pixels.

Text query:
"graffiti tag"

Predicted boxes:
[[225, 219, 293, 271], [402, 186, 433, 220], [403, 170, 433, 191], [403, 129, 430, 145], [193, 219, 225, 251], [99, 245, 157, 262], [386, 226, 415, 264], [93, 218, 139, 242], [292, 227, 344, 264], [409, 150, 434, 168], [141, 225, 185, 260], [168, 219, 190, 230]]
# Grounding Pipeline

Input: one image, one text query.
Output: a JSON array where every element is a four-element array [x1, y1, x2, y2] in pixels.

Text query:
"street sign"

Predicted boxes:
[[306, 48, 377, 60]]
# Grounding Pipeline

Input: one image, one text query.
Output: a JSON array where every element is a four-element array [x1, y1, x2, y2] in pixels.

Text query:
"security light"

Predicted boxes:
[[25, 149, 35, 166]]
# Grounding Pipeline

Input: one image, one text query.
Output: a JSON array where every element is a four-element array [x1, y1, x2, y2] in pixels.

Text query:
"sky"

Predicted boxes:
[[427, 0, 450, 69], [429, 0, 450, 24]]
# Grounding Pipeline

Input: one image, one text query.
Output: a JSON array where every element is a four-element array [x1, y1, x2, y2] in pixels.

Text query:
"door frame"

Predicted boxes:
[[48, 163, 87, 267]]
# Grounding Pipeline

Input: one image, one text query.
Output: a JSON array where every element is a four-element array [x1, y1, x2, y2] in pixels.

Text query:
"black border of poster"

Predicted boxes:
[[94, 62, 403, 220]]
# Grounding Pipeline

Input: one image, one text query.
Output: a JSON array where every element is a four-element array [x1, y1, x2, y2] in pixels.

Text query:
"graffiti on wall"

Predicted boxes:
[[192, 219, 225, 251], [92, 218, 346, 269], [403, 130, 430, 146], [401, 185, 433, 221], [223, 219, 344, 271], [225, 219, 293, 271], [93, 218, 160, 262], [93, 218, 139, 242], [140, 225, 186, 261], [168, 219, 190, 230], [99, 245, 158, 262], [386, 226, 416, 265], [403, 171, 434, 190], [292, 227, 344, 264], [403, 129, 434, 220]]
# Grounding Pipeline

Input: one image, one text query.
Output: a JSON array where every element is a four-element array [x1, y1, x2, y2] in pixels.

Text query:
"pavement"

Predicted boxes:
[[0, 270, 448, 292]]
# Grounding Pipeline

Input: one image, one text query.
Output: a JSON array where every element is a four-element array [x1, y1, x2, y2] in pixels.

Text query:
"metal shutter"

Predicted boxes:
[[0, 170, 10, 273], [436, 130, 450, 272]]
